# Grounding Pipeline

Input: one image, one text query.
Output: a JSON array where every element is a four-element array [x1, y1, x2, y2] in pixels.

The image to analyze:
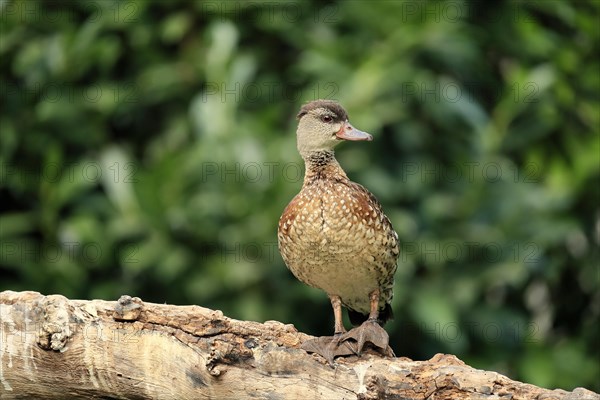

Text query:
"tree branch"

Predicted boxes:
[[0, 291, 597, 399]]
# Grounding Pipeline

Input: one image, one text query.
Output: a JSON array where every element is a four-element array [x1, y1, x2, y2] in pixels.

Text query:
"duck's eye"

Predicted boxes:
[[321, 115, 333, 123]]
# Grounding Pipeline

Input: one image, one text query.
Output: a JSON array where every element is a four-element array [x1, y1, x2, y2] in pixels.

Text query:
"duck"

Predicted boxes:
[[278, 99, 399, 364]]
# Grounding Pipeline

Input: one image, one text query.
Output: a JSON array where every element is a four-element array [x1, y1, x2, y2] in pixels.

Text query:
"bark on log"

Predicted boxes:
[[0, 290, 597, 400]]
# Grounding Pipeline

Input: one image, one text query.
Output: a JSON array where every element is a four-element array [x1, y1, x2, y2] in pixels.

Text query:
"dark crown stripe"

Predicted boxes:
[[297, 99, 348, 122]]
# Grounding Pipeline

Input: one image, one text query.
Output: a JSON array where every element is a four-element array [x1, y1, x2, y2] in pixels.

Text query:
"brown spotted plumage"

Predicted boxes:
[[278, 100, 399, 363]]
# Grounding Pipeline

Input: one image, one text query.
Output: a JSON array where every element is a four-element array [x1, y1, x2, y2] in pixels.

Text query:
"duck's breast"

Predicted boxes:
[[278, 179, 398, 313]]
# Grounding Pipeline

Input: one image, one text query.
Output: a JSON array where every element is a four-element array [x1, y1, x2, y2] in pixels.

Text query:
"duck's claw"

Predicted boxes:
[[338, 319, 395, 357]]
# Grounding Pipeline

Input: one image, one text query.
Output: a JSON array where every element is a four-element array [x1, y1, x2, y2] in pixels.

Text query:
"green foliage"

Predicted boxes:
[[1, 0, 598, 391]]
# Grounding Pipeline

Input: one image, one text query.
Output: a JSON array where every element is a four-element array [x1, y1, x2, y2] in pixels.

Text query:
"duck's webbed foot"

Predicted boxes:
[[301, 334, 357, 366], [301, 295, 359, 366], [338, 318, 395, 357]]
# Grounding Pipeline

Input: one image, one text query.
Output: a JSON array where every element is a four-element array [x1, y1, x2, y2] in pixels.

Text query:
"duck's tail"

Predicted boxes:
[[348, 303, 393, 327]]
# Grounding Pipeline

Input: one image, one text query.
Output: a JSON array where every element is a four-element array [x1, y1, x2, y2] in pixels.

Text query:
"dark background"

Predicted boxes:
[[1, 0, 598, 392]]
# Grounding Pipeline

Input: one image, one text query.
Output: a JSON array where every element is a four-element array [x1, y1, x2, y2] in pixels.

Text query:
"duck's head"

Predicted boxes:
[[295, 100, 372, 158]]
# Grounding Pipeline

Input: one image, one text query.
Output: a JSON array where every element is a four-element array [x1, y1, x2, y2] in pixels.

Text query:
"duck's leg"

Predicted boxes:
[[331, 294, 346, 335], [301, 295, 357, 366], [338, 289, 395, 356]]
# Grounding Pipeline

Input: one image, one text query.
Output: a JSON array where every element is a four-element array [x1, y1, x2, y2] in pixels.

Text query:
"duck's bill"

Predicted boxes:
[[336, 122, 373, 141]]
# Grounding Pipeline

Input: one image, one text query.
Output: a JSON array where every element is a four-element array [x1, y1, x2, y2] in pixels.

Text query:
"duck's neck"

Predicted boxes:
[[302, 150, 348, 186]]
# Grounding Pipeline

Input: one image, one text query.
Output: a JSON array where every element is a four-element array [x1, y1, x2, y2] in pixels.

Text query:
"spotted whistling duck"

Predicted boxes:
[[278, 99, 399, 364]]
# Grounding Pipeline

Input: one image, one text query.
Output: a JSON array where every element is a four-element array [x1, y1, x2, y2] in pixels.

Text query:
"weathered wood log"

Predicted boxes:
[[0, 290, 597, 399]]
